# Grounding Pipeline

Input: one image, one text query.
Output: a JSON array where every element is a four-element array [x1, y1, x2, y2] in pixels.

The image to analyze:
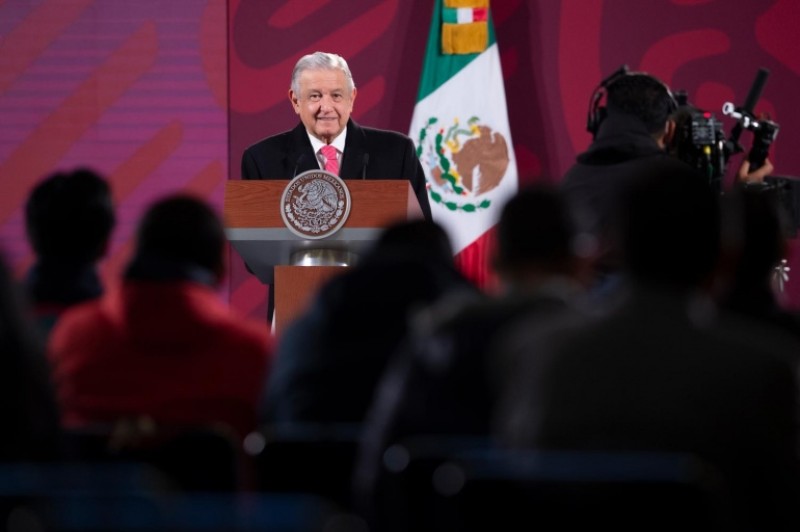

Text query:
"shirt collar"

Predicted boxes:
[[307, 126, 347, 158]]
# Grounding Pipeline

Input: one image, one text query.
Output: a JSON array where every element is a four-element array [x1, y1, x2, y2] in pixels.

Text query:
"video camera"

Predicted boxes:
[[671, 68, 780, 193], [670, 69, 799, 235], [669, 96, 727, 191]]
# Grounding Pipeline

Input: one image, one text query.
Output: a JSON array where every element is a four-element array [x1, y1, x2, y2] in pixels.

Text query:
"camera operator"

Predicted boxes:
[[561, 71, 773, 299]]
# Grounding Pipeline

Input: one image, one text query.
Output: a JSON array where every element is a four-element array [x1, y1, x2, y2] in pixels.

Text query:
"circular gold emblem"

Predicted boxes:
[[280, 170, 352, 239]]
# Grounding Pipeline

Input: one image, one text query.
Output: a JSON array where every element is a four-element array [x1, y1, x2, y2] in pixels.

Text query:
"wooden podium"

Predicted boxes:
[[223, 179, 423, 335]]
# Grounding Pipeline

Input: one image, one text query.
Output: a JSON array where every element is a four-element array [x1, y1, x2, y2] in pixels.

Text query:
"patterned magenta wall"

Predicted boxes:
[[0, 0, 228, 293], [230, 0, 800, 312], [1, 1, 798, 317]]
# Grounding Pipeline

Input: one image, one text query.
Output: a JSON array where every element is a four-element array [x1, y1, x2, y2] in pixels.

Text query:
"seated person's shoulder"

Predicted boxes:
[[214, 314, 272, 355], [49, 298, 106, 340]]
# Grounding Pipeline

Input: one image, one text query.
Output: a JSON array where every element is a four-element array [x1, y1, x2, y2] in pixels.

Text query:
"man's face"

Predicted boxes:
[[289, 68, 356, 144]]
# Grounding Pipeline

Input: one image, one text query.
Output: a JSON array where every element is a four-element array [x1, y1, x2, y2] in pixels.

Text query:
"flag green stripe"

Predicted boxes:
[[416, 0, 497, 103], [442, 7, 458, 24]]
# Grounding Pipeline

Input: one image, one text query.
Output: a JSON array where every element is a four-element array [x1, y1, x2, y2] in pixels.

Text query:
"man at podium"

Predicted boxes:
[[241, 51, 432, 222]]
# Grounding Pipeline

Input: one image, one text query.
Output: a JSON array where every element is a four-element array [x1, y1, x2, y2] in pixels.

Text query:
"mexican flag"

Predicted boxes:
[[410, 0, 517, 287]]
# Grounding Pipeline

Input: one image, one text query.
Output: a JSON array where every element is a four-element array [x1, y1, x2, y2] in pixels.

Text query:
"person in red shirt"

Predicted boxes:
[[48, 195, 272, 441]]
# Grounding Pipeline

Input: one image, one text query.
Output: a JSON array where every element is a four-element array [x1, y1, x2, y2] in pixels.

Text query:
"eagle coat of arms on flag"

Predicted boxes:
[[416, 114, 510, 213]]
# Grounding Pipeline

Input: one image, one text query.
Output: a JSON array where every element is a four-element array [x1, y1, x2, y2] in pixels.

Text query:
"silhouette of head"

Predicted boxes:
[[606, 73, 677, 135], [494, 185, 576, 279], [25, 168, 115, 264], [369, 219, 454, 267], [131, 195, 226, 282]]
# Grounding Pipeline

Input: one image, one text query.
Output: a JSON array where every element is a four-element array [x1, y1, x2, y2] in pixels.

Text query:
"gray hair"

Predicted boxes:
[[290, 52, 355, 95]]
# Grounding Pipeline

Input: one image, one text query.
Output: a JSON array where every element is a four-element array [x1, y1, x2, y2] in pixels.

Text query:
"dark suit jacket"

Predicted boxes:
[[241, 119, 432, 220]]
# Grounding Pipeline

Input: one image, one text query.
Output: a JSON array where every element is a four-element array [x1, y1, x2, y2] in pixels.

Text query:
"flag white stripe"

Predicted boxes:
[[410, 43, 518, 253], [456, 8, 473, 23]]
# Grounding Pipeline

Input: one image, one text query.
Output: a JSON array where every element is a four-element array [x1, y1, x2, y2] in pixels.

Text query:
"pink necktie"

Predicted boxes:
[[320, 145, 339, 175]]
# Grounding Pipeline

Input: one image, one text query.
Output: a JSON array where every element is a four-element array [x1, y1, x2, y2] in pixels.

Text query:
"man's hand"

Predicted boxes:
[[737, 158, 774, 184]]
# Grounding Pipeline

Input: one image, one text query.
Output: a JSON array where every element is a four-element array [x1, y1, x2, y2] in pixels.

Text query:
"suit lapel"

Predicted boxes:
[[341, 119, 367, 179], [289, 123, 318, 177]]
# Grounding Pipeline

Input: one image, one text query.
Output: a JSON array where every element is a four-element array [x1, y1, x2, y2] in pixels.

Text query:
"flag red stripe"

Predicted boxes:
[[454, 225, 499, 293]]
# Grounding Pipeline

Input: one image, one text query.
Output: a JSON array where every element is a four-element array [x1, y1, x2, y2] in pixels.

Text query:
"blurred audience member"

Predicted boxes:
[[0, 254, 60, 460], [24, 168, 115, 336], [352, 185, 589, 525], [717, 183, 800, 340], [48, 195, 271, 440], [261, 219, 474, 426], [496, 166, 800, 531]]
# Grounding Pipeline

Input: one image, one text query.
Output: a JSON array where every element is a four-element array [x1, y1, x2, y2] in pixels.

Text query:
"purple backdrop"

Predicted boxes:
[[1, 1, 797, 317]]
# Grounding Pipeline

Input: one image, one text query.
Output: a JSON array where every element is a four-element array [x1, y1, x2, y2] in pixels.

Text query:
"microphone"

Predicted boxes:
[[292, 153, 306, 178], [361, 153, 369, 180]]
